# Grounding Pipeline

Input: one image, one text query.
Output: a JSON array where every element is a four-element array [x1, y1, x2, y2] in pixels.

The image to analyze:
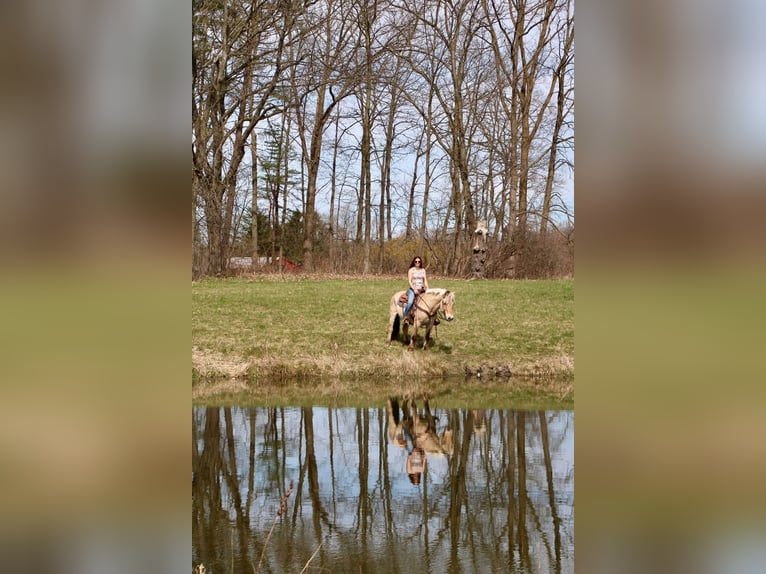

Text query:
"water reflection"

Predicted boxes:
[[192, 398, 573, 574]]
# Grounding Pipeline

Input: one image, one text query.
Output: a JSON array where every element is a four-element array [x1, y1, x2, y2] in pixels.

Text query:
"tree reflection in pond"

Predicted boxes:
[[192, 398, 573, 574]]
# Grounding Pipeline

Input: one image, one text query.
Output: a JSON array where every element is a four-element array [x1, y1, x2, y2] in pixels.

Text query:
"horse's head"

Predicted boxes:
[[440, 290, 455, 321]]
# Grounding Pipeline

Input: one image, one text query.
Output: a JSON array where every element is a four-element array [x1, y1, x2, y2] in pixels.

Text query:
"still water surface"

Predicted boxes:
[[193, 399, 573, 573]]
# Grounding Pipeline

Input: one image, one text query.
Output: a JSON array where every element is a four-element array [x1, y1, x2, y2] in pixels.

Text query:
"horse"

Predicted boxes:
[[386, 397, 454, 456], [386, 287, 455, 351]]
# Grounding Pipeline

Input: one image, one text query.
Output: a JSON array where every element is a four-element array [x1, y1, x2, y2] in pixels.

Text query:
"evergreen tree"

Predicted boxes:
[[259, 119, 300, 263]]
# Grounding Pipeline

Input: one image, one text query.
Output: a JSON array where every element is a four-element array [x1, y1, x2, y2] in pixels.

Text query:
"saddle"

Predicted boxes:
[[398, 293, 408, 306]]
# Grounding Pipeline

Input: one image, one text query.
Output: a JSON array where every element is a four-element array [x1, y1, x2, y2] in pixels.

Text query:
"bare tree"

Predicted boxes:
[[357, 0, 376, 274], [541, 0, 573, 238], [479, 0, 573, 275], [290, 0, 357, 271], [193, 0, 296, 274], [250, 129, 260, 266], [375, 14, 416, 267], [398, 0, 491, 273], [193, 0, 574, 277]]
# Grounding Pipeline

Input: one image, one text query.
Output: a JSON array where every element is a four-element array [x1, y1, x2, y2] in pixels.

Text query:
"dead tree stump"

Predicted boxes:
[[471, 220, 489, 279]]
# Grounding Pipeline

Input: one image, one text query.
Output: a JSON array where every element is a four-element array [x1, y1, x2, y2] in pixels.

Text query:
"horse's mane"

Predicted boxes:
[[425, 288, 454, 301]]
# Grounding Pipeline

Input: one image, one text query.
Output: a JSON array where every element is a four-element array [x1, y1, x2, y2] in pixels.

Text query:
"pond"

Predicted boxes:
[[192, 398, 574, 573]]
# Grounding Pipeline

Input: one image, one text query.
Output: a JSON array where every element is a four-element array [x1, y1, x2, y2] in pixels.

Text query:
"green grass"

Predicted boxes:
[[192, 276, 573, 407]]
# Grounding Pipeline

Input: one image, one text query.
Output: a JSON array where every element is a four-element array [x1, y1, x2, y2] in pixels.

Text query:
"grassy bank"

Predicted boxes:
[[192, 276, 574, 407]]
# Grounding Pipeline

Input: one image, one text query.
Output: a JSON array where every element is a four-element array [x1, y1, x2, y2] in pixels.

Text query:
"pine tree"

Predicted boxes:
[[259, 119, 300, 266]]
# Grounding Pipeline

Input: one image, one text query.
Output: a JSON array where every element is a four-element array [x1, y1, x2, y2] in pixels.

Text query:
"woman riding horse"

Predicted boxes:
[[387, 287, 455, 351], [403, 255, 429, 322]]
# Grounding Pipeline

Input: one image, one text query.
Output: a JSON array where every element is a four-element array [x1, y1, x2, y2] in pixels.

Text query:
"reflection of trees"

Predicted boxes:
[[357, 408, 370, 559], [301, 406, 325, 562], [446, 409, 472, 573], [192, 405, 574, 573], [192, 407, 222, 569], [380, 405, 402, 574], [540, 411, 563, 574], [517, 411, 530, 571], [192, 407, 256, 572], [440, 408, 571, 573]]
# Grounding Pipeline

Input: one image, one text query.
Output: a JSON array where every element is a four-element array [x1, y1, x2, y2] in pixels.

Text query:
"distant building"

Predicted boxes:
[[277, 257, 302, 272]]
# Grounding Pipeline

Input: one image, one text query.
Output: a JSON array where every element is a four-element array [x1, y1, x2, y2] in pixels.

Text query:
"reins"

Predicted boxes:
[[412, 291, 445, 320], [412, 291, 450, 338]]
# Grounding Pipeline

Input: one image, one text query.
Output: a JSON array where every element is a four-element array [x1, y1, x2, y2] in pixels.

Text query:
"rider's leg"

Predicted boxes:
[[402, 288, 415, 320]]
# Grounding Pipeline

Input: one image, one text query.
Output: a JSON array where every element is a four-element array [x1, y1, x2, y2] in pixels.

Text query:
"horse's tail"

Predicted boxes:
[[391, 313, 400, 340]]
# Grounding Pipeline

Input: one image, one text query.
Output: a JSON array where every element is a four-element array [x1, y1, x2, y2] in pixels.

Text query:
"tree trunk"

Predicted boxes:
[[471, 219, 489, 279], [405, 146, 419, 240], [329, 106, 340, 268], [541, 10, 573, 237], [418, 87, 435, 256], [380, 89, 397, 270], [250, 132, 259, 267], [361, 87, 372, 274], [302, 88, 330, 272]]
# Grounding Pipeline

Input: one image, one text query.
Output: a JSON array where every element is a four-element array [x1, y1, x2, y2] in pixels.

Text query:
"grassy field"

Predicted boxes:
[[192, 275, 573, 408]]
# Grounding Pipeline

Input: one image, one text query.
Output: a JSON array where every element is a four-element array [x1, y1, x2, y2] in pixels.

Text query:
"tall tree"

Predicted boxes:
[[259, 118, 299, 265], [479, 0, 573, 274], [541, 0, 573, 238], [192, 0, 295, 274], [291, 0, 357, 271], [358, 0, 375, 274], [377, 20, 415, 265], [250, 129, 259, 266], [400, 0, 485, 272]]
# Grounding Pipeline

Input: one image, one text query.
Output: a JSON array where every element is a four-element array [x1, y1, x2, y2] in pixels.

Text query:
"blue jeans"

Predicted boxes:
[[403, 288, 416, 320]]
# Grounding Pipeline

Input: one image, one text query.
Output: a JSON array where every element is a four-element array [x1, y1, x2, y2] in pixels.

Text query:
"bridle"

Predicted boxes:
[[438, 293, 453, 319], [413, 290, 450, 320]]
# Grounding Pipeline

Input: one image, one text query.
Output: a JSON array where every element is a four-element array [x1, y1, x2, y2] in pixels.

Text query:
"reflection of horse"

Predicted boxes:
[[387, 288, 455, 351], [470, 409, 488, 447], [386, 397, 453, 457]]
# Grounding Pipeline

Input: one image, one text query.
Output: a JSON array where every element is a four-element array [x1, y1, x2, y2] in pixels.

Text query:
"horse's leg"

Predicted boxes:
[[423, 321, 433, 351], [408, 320, 418, 351], [387, 308, 397, 343], [403, 316, 410, 345]]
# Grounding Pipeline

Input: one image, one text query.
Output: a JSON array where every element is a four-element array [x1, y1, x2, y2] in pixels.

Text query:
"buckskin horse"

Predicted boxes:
[[387, 288, 455, 351]]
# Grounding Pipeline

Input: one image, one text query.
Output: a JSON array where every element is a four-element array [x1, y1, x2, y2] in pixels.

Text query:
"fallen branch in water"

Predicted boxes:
[[254, 479, 294, 574], [298, 543, 322, 574]]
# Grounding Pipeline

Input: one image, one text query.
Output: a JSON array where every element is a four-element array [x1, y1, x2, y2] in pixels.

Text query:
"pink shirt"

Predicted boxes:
[[411, 268, 426, 290]]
